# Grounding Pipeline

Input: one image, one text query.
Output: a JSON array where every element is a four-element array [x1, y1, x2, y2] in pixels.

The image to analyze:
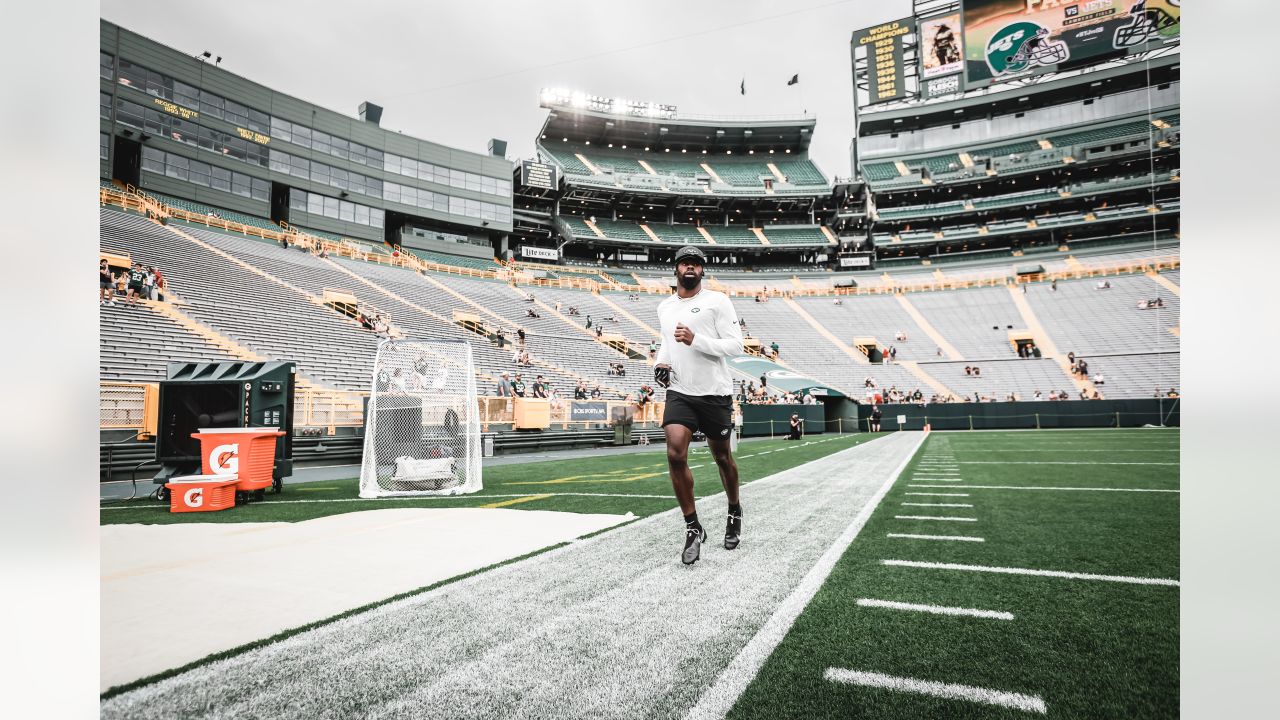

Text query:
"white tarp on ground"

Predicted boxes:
[[102, 432, 925, 719], [101, 508, 630, 692]]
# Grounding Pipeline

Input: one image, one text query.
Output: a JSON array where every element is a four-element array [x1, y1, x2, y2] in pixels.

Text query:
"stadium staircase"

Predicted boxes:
[[1006, 284, 1098, 397]]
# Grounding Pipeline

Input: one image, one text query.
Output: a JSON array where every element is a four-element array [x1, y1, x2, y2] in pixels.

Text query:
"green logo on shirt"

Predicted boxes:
[[691, 308, 701, 313]]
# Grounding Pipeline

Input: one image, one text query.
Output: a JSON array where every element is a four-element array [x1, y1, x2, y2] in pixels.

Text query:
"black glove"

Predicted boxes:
[[654, 365, 671, 388]]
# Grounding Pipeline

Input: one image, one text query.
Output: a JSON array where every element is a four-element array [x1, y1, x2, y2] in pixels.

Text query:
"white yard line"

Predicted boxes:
[[902, 502, 973, 508], [907, 484, 1178, 493], [856, 598, 1012, 620], [683, 432, 926, 720], [824, 669, 1046, 714], [956, 461, 1177, 465], [912, 478, 963, 483], [887, 533, 983, 542], [882, 560, 1180, 586], [894, 515, 977, 522], [904, 493, 969, 497]]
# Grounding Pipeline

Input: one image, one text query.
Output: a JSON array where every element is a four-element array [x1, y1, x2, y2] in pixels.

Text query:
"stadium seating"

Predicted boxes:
[[538, 144, 593, 175], [907, 287, 1025, 359], [762, 226, 829, 246], [591, 219, 653, 244], [705, 161, 772, 187], [1047, 119, 1153, 148], [100, 205, 1179, 402], [776, 160, 827, 186], [148, 191, 282, 233], [1022, 275, 1179, 355], [406, 248, 499, 271], [99, 302, 242, 383], [649, 223, 707, 245], [708, 226, 763, 246], [1076, 351, 1180, 399], [919, 359, 1078, 401]]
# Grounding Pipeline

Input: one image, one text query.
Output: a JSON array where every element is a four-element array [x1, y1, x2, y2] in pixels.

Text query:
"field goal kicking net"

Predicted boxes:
[[359, 339, 481, 498]]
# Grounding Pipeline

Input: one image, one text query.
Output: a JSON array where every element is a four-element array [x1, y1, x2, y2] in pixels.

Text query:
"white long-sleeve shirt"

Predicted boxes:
[[655, 288, 743, 396]]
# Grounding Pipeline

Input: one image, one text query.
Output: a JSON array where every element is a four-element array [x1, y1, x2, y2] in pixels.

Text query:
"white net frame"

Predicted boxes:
[[359, 339, 482, 498]]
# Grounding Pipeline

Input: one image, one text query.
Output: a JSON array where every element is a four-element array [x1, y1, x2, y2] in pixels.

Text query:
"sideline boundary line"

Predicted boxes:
[[684, 432, 926, 719], [856, 598, 1012, 620]]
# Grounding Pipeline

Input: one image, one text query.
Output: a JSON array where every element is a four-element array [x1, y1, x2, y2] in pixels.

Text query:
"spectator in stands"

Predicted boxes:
[[141, 266, 156, 302], [973, 366, 981, 377], [585, 315, 592, 329], [152, 267, 165, 301], [494, 329, 507, 348], [524, 292, 535, 302], [532, 375, 548, 399], [1079, 388, 1089, 400], [1051, 279, 1057, 291], [517, 328, 526, 345], [864, 376, 875, 388], [519, 351, 532, 367], [1034, 390, 1044, 401], [126, 262, 146, 307], [870, 406, 883, 432], [1093, 371, 1105, 385], [964, 366, 973, 376], [760, 374, 768, 390], [100, 260, 115, 306], [512, 373, 527, 397], [936, 347, 943, 357], [555, 301, 562, 313], [1166, 388, 1179, 398], [525, 308, 540, 319], [568, 306, 580, 316], [648, 341, 657, 360], [1096, 280, 1111, 290], [1068, 351, 1076, 366], [548, 385, 565, 410], [574, 380, 587, 400], [833, 298, 843, 306], [496, 372, 512, 397], [1091, 390, 1102, 400], [590, 385, 602, 399], [895, 330, 907, 342], [890, 346, 898, 362], [770, 341, 780, 359]]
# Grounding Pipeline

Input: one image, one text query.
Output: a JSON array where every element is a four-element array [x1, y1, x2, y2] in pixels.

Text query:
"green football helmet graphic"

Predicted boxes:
[[984, 21, 1069, 77]]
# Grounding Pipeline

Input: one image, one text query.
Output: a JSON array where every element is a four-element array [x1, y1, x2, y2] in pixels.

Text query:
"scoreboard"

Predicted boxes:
[[850, 18, 912, 105], [521, 160, 559, 191]]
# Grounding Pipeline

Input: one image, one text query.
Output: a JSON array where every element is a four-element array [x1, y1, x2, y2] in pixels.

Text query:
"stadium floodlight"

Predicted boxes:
[[571, 91, 587, 108], [359, 339, 481, 498], [613, 98, 627, 112]]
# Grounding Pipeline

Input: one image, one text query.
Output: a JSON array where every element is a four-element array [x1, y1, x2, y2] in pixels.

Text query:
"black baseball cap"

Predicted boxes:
[[673, 245, 706, 266]]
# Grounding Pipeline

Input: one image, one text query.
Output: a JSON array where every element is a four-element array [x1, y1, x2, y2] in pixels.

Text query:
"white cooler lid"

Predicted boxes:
[[168, 474, 240, 483], [196, 427, 281, 434]]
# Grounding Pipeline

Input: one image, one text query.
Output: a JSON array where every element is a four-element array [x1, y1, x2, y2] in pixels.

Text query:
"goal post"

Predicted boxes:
[[359, 339, 482, 498]]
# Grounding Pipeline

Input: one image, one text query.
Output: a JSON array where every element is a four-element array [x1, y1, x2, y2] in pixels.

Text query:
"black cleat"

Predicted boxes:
[[682, 524, 708, 565], [725, 510, 742, 550]]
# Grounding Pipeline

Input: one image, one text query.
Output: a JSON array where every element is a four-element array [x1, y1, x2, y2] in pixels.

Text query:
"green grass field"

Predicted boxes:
[[728, 428, 1180, 719], [100, 432, 881, 525]]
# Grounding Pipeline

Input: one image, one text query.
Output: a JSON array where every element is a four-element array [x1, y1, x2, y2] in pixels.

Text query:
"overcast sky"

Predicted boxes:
[[101, 0, 911, 178]]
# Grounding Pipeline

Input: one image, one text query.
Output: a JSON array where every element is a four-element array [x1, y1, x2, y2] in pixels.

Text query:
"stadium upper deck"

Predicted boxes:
[[100, 20, 514, 263], [848, 2, 1179, 265]]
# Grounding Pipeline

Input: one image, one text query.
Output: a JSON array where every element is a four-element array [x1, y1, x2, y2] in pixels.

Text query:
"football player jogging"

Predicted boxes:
[[654, 246, 745, 565]]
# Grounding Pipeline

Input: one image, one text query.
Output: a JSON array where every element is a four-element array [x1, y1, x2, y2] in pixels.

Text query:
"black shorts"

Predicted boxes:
[[663, 390, 733, 440]]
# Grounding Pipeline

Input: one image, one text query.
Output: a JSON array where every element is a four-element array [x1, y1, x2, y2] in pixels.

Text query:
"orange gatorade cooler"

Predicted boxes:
[[165, 474, 238, 513], [192, 427, 285, 493]]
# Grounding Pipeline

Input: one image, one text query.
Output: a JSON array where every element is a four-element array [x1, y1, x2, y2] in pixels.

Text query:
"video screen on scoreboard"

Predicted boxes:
[[962, 0, 1181, 88], [920, 13, 965, 79]]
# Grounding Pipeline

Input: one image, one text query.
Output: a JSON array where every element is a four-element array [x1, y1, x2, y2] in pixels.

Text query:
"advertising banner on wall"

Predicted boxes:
[[851, 17, 913, 105], [919, 13, 965, 79], [962, 0, 1180, 88], [922, 73, 964, 99], [569, 402, 608, 421], [520, 245, 559, 261]]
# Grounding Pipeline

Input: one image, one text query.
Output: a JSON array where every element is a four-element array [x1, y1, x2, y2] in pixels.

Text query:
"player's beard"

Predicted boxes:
[[678, 269, 702, 290]]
